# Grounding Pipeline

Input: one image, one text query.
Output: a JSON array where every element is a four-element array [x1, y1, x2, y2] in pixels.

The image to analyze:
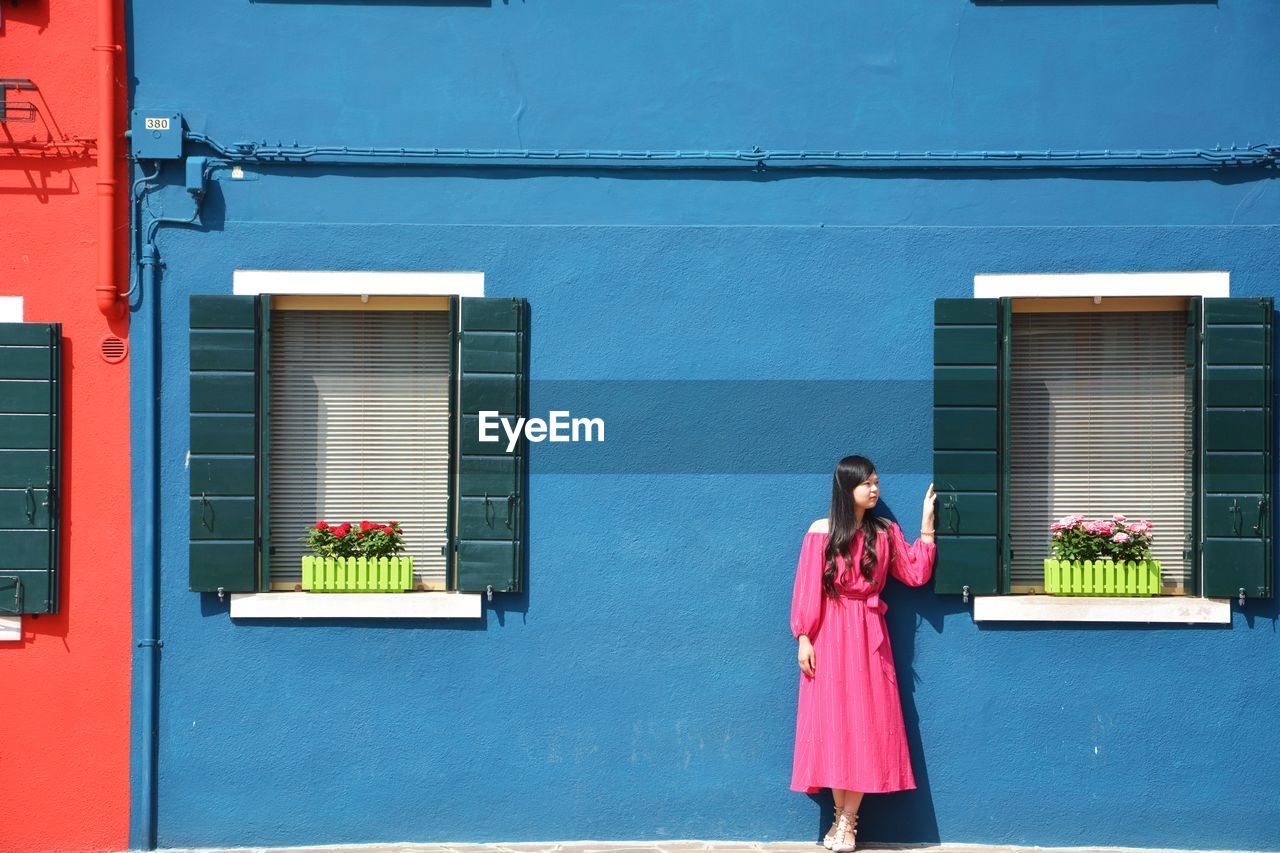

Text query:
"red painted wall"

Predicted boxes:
[[0, 2, 131, 852]]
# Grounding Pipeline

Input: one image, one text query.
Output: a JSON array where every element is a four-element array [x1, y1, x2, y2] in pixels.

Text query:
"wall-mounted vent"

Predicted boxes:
[[100, 335, 128, 364]]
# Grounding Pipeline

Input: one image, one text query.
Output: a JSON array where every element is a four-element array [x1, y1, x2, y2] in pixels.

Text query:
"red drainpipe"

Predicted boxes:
[[93, 0, 123, 318]]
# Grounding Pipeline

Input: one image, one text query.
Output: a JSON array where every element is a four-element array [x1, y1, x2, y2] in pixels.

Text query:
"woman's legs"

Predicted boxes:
[[837, 789, 863, 814]]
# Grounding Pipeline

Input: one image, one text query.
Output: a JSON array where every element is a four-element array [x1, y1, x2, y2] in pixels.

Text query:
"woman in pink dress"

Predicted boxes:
[[791, 455, 937, 852]]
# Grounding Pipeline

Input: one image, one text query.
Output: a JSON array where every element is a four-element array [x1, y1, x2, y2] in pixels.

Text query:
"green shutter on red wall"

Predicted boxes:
[[933, 299, 1003, 596], [0, 323, 61, 615], [189, 295, 265, 594], [450, 297, 528, 595], [1200, 296, 1273, 600]]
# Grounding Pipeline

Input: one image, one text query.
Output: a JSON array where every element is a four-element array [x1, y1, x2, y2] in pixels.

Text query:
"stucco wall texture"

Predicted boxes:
[[127, 2, 1280, 851], [0, 3, 132, 853]]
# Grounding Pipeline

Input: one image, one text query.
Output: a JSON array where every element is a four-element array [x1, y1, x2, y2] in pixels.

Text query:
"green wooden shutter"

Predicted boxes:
[[1200, 296, 1273, 600], [0, 323, 61, 615], [933, 299, 1003, 596], [189, 295, 264, 594], [451, 297, 528, 595]]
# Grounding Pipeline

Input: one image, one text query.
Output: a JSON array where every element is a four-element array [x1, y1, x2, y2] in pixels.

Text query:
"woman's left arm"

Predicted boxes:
[[888, 484, 937, 587]]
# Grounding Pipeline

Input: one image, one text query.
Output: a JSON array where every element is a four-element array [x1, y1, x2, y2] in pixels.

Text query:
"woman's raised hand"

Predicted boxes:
[[923, 482, 937, 532], [797, 636, 816, 678]]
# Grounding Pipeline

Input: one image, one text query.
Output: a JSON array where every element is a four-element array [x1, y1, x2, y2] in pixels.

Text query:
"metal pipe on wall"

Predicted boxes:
[[185, 133, 1280, 170], [135, 241, 159, 850], [93, 0, 122, 317]]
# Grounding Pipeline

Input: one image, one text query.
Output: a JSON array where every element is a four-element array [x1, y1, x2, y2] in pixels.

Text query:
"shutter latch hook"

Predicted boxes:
[[962, 584, 970, 604], [1239, 587, 1246, 607], [486, 583, 494, 602], [217, 586, 225, 603]]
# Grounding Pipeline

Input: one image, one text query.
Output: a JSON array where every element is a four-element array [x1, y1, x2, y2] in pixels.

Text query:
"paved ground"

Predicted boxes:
[[146, 842, 1268, 853]]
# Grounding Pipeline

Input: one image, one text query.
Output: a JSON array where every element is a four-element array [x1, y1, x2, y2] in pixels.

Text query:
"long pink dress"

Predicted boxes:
[[790, 521, 936, 794]]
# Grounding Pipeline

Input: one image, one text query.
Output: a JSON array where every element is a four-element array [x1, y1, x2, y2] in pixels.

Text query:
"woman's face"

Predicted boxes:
[[851, 473, 880, 511]]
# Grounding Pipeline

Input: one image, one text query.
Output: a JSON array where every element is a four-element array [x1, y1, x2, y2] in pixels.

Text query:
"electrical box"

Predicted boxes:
[[130, 110, 183, 160]]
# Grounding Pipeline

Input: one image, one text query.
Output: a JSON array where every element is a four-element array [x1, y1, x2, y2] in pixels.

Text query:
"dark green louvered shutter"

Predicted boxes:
[[189, 295, 265, 594], [0, 323, 61, 615], [451, 297, 528, 595], [933, 299, 1004, 597], [1200, 297, 1273, 600]]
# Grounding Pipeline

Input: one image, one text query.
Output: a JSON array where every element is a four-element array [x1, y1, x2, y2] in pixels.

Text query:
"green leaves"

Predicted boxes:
[[1048, 514, 1154, 563], [304, 520, 406, 559]]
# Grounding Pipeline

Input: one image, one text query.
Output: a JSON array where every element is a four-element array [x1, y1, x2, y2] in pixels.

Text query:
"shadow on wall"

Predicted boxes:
[[0, 79, 92, 202], [1, 0, 51, 32]]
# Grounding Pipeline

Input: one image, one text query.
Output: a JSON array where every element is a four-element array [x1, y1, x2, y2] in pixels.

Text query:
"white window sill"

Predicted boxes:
[[229, 591, 482, 619], [0, 616, 20, 642], [973, 595, 1231, 624]]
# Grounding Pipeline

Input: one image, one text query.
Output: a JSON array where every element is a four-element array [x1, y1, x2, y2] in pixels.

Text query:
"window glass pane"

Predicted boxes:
[[269, 310, 450, 589], [1010, 310, 1192, 593]]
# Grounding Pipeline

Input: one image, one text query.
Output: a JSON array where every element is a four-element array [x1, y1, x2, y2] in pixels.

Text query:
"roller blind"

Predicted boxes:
[[1009, 310, 1192, 592], [269, 310, 450, 588]]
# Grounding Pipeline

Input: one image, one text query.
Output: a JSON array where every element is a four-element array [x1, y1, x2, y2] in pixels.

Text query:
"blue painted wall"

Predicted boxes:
[[128, 1, 1280, 850]]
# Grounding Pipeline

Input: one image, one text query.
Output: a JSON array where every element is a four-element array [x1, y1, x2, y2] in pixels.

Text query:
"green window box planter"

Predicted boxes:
[[1043, 558, 1161, 596], [301, 556, 414, 593]]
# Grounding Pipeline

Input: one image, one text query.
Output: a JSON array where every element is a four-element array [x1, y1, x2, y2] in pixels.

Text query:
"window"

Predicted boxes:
[[268, 304, 451, 590], [1009, 302, 1192, 594], [0, 321, 62, 615], [188, 293, 528, 601], [933, 292, 1273, 604]]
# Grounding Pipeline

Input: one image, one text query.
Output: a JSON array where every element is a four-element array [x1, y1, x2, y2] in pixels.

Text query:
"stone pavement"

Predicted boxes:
[[146, 841, 1269, 853]]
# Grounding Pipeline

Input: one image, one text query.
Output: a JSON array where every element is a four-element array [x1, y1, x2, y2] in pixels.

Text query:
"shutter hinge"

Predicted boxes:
[[137, 639, 164, 649]]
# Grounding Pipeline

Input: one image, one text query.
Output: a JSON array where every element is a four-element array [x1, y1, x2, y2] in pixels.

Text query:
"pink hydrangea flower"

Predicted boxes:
[[1111, 532, 1131, 543], [1128, 521, 1152, 534], [1112, 514, 1127, 522]]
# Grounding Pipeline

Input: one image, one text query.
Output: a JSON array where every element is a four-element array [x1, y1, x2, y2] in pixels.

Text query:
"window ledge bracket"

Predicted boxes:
[[229, 591, 482, 620], [973, 595, 1231, 624]]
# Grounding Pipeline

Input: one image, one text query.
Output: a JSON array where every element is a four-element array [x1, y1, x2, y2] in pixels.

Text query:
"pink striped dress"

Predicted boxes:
[[790, 521, 936, 794]]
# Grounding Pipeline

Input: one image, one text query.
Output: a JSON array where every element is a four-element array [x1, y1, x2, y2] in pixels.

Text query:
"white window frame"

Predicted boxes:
[[227, 271, 485, 620], [0, 296, 22, 640], [970, 272, 1232, 624]]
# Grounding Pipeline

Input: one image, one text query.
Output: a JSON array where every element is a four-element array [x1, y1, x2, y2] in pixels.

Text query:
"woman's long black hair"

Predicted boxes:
[[823, 455, 890, 597]]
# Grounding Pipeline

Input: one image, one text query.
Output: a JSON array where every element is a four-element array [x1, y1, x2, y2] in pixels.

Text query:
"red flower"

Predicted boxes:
[[360, 520, 376, 533], [314, 521, 329, 530], [332, 523, 352, 538], [381, 525, 395, 535]]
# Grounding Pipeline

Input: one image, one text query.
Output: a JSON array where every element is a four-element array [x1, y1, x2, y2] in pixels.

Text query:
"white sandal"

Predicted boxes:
[[827, 809, 857, 853], [823, 812, 839, 849]]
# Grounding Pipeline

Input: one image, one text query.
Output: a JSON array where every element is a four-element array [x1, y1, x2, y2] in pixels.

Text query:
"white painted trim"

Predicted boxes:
[[973, 595, 1231, 624], [973, 271, 1228, 299], [232, 270, 484, 297], [0, 296, 24, 322], [230, 591, 483, 619], [1, 302, 25, 640]]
